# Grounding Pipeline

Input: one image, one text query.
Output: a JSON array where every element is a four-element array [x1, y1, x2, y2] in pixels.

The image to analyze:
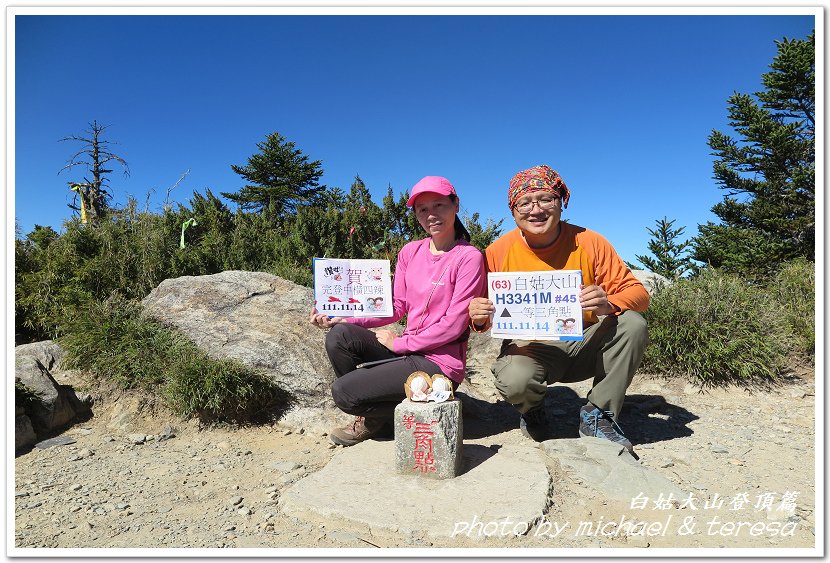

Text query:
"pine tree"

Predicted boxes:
[[222, 132, 325, 217], [341, 176, 385, 259], [636, 217, 693, 280], [693, 31, 814, 275], [463, 212, 504, 251]]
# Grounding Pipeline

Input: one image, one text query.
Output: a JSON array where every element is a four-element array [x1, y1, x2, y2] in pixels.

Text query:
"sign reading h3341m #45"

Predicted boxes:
[[487, 270, 583, 340]]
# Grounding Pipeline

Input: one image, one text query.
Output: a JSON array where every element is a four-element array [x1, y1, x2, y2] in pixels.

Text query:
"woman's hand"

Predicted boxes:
[[375, 329, 396, 351], [309, 308, 345, 329]]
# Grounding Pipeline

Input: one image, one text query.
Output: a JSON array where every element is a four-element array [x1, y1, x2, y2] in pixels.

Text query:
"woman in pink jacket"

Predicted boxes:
[[310, 176, 486, 446]]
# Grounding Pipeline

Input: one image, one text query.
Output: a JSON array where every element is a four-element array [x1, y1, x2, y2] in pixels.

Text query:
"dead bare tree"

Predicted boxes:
[[59, 120, 129, 223]]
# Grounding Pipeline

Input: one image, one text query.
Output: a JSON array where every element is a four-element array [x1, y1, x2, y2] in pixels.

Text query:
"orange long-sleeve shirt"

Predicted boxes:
[[483, 224, 649, 328]]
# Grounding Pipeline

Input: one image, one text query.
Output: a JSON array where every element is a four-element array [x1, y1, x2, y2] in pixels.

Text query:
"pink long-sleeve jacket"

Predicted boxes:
[[348, 238, 486, 383]]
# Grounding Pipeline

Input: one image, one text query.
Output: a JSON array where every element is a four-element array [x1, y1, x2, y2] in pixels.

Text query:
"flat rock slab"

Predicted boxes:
[[34, 436, 77, 449], [542, 437, 687, 501], [280, 440, 550, 540]]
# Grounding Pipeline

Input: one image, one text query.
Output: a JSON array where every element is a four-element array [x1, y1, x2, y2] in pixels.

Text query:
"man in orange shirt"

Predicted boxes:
[[469, 165, 649, 452]]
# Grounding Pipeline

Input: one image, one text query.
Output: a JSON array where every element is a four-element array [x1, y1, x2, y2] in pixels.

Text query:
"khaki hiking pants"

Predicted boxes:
[[492, 310, 648, 419]]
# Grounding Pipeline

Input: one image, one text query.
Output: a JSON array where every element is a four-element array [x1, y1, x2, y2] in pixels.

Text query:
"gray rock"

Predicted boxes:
[[158, 423, 176, 441], [278, 473, 301, 487], [34, 436, 77, 449], [541, 437, 687, 502], [16, 340, 65, 373], [630, 269, 671, 294], [465, 331, 503, 384], [135, 271, 518, 435], [67, 448, 94, 461], [15, 341, 89, 437], [272, 461, 301, 473], [280, 440, 550, 540], [15, 415, 37, 451], [141, 271, 337, 410], [394, 399, 463, 479], [127, 434, 147, 445], [278, 407, 344, 437]]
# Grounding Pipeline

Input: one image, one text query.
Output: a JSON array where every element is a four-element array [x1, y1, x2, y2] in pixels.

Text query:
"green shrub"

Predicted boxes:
[[267, 258, 314, 288], [642, 268, 793, 387], [161, 354, 288, 422], [15, 181, 504, 344], [768, 258, 815, 359], [16, 202, 178, 342], [58, 293, 288, 422]]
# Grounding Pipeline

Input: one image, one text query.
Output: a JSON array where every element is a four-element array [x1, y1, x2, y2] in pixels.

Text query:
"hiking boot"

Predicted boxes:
[[329, 416, 385, 447], [519, 405, 551, 442], [579, 403, 633, 452]]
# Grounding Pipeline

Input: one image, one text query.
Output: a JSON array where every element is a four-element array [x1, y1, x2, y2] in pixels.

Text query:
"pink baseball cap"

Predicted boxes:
[[406, 176, 457, 208]]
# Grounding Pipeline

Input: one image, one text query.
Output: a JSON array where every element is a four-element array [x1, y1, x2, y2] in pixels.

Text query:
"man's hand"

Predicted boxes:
[[309, 308, 345, 329], [579, 285, 618, 316], [469, 297, 495, 328], [375, 329, 396, 351]]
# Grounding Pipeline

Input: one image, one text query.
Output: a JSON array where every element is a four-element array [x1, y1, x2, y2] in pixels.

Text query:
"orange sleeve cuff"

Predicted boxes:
[[608, 299, 623, 315]]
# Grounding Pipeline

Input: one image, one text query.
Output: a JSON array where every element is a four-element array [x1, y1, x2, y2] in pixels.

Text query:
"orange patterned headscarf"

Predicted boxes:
[[508, 165, 570, 210]]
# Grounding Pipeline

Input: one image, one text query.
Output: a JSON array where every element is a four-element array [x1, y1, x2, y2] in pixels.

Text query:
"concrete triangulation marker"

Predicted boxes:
[[279, 440, 551, 541], [542, 437, 688, 502]]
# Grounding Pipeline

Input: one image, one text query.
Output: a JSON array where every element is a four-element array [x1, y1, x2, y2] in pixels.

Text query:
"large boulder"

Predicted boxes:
[[15, 341, 90, 449], [630, 269, 670, 294], [141, 271, 338, 416], [459, 330, 503, 406]]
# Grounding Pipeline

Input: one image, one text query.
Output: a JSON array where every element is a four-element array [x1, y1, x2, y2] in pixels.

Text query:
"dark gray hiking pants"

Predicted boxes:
[[325, 323, 445, 421], [492, 310, 648, 418]]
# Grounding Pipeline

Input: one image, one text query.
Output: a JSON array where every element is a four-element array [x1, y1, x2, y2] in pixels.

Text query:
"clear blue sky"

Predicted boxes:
[[12, 11, 816, 264]]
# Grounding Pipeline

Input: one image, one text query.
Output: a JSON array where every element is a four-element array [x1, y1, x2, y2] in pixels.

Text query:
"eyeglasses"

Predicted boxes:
[[513, 195, 560, 214]]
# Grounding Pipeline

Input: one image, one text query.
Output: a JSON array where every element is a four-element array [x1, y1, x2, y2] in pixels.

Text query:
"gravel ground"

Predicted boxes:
[[13, 369, 817, 553]]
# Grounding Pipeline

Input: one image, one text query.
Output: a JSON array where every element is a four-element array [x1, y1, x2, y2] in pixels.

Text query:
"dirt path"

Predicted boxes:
[[13, 370, 817, 552]]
